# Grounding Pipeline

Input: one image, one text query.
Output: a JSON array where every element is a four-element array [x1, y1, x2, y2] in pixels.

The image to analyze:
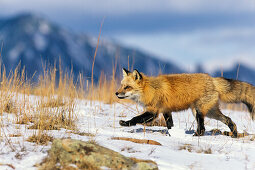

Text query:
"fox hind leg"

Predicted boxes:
[[207, 107, 238, 138], [193, 109, 205, 136], [163, 111, 174, 129], [163, 111, 174, 136], [193, 91, 219, 136]]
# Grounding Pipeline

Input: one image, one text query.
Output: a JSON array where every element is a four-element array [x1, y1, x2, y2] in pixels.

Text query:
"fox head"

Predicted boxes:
[[115, 68, 143, 103]]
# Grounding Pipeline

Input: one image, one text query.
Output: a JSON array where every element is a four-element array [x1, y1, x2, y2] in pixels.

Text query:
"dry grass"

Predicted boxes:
[[0, 64, 26, 136], [0, 61, 80, 151], [3, 100, 18, 114], [27, 133, 54, 145], [32, 65, 77, 129], [179, 144, 212, 154], [86, 68, 119, 104], [0, 163, 15, 169], [15, 112, 34, 125], [179, 144, 193, 152], [121, 146, 138, 153], [72, 131, 96, 137], [8, 133, 22, 137]]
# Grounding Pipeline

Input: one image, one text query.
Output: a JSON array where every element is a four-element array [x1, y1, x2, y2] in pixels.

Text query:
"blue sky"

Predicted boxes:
[[1, 0, 255, 71]]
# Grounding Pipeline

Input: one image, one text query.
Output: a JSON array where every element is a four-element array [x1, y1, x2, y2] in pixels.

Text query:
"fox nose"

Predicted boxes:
[[115, 92, 119, 96]]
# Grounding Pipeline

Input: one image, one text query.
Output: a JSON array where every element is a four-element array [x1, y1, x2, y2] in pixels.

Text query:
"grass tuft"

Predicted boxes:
[[27, 133, 54, 145]]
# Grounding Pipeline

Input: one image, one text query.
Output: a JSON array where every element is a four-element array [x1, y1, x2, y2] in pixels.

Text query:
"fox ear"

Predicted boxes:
[[122, 68, 130, 77], [133, 69, 142, 81]]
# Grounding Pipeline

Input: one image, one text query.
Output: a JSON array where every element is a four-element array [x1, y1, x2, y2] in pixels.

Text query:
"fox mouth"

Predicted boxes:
[[115, 92, 127, 99], [117, 96, 126, 99]]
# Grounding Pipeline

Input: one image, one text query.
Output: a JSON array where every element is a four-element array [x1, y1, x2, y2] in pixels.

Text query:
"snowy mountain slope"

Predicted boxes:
[[1, 13, 255, 85], [0, 13, 183, 81], [1, 99, 255, 170]]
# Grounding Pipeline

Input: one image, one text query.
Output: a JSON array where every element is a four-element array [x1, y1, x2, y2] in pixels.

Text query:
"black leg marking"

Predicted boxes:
[[243, 101, 254, 113], [194, 110, 205, 136], [163, 112, 174, 129], [226, 117, 238, 138], [119, 112, 157, 127]]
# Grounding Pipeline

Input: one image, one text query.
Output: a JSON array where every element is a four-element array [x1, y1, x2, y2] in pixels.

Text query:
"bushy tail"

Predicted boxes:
[[213, 77, 255, 120]]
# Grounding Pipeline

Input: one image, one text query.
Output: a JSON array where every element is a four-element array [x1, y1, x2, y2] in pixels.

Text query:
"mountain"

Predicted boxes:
[[213, 64, 255, 85], [0, 13, 183, 82]]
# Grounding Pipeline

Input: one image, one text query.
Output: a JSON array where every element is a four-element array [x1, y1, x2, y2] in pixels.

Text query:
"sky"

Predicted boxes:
[[0, 0, 255, 72]]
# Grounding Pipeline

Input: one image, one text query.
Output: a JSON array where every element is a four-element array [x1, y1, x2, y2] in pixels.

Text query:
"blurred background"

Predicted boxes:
[[0, 0, 255, 84]]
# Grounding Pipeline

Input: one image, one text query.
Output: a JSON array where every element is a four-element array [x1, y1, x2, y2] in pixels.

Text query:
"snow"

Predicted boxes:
[[8, 44, 24, 60], [101, 39, 117, 55], [39, 21, 50, 35], [0, 99, 255, 170], [59, 30, 89, 66], [33, 33, 47, 51]]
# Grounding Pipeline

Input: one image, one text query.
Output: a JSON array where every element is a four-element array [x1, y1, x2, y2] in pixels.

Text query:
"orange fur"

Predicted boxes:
[[116, 69, 255, 137], [117, 70, 255, 119]]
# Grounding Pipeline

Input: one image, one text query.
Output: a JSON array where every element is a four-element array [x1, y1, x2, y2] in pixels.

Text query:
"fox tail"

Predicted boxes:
[[213, 77, 255, 120]]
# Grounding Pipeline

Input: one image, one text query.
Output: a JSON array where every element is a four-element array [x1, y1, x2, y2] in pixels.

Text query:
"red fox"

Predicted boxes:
[[115, 68, 255, 138]]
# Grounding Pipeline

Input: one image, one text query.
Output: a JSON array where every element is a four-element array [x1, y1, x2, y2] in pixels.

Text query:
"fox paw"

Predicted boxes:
[[223, 131, 238, 138], [231, 132, 238, 138], [119, 120, 134, 126]]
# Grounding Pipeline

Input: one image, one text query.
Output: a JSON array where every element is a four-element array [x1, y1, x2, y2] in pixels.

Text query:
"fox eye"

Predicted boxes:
[[124, 85, 132, 90]]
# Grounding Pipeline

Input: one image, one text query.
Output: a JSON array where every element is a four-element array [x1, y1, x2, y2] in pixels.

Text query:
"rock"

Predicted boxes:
[[39, 139, 158, 170]]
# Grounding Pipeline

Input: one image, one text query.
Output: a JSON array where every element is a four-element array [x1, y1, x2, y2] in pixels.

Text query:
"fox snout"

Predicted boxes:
[[115, 91, 125, 99]]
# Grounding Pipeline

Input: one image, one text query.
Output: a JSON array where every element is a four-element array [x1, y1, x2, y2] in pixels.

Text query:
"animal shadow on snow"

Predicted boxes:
[[185, 129, 222, 136], [126, 128, 223, 136], [127, 128, 170, 135]]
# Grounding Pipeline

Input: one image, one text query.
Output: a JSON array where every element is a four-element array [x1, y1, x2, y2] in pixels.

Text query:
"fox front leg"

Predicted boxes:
[[119, 111, 157, 126], [163, 112, 174, 129], [163, 111, 174, 136]]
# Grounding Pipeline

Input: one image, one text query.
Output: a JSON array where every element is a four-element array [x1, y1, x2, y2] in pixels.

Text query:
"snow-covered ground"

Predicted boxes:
[[0, 100, 255, 170]]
